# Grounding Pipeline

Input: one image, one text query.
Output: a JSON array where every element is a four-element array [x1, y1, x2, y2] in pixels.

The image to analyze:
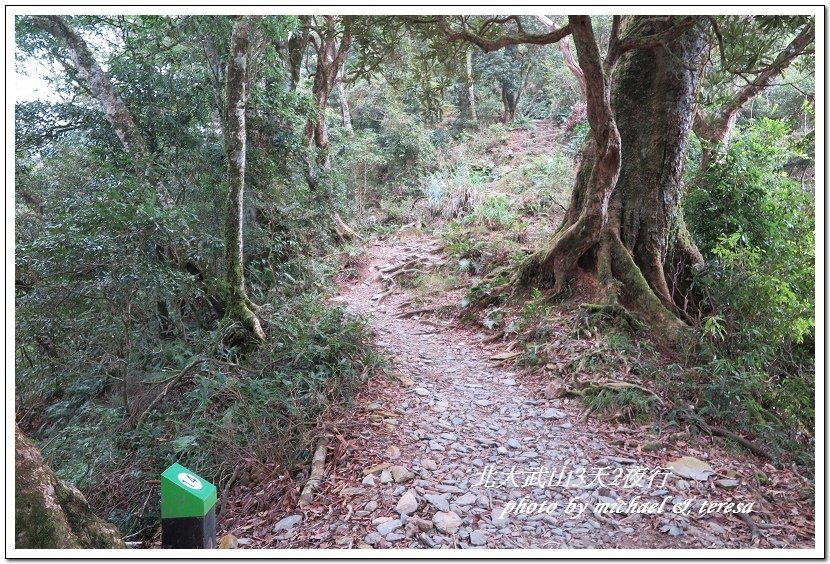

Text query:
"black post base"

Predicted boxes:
[[161, 506, 216, 549]]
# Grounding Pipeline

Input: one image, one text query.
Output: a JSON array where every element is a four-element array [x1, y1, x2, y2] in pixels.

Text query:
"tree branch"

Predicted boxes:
[[433, 15, 571, 53]]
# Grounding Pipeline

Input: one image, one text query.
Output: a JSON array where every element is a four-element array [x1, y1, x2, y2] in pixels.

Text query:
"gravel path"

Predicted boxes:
[[254, 236, 814, 551]]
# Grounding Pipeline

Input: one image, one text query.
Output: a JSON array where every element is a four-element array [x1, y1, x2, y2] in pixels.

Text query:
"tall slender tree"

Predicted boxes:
[[224, 15, 266, 342]]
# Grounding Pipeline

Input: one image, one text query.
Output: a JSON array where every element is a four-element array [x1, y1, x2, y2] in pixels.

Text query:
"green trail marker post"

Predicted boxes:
[[160, 463, 217, 549]]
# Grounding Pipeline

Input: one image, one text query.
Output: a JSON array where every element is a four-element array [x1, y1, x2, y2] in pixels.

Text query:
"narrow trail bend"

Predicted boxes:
[[246, 235, 812, 550]]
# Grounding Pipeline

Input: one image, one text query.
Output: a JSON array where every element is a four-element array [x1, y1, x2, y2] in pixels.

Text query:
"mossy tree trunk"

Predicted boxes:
[[15, 427, 126, 549], [519, 16, 705, 334], [224, 16, 266, 342]]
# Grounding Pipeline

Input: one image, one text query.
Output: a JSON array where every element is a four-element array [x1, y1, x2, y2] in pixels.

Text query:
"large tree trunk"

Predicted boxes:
[[301, 16, 360, 241], [286, 16, 311, 91], [609, 17, 708, 313], [224, 16, 266, 342], [29, 16, 175, 210], [518, 16, 705, 334], [15, 427, 126, 549]]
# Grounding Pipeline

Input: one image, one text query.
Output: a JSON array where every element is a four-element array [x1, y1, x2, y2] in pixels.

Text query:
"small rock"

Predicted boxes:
[[429, 440, 445, 451], [386, 532, 406, 542], [714, 478, 740, 490], [421, 459, 438, 471], [397, 491, 419, 515], [380, 469, 393, 484], [411, 517, 433, 532], [386, 445, 402, 459], [541, 408, 566, 419], [469, 530, 488, 546], [433, 511, 463, 534], [362, 474, 376, 486], [273, 514, 302, 533], [376, 519, 403, 536], [414, 387, 431, 396], [364, 500, 378, 513], [455, 492, 477, 506], [506, 438, 521, 449], [390, 465, 416, 483], [491, 507, 510, 529], [364, 532, 382, 545], [425, 494, 450, 512], [497, 446, 508, 455]]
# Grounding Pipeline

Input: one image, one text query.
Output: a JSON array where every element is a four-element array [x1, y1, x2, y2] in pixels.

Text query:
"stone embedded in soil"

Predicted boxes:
[[273, 514, 302, 533], [425, 494, 451, 513], [491, 507, 510, 529], [469, 530, 488, 546], [362, 474, 376, 486], [364, 532, 381, 545], [541, 408, 566, 419], [376, 519, 403, 536], [390, 465, 416, 483], [380, 469, 393, 484], [432, 511, 463, 534], [396, 491, 419, 515], [506, 438, 521, 449], [714, 479, 740, 490], [421, 459, 438, 471], [455, 492, 477, 506], [414, 387, 431, 396]]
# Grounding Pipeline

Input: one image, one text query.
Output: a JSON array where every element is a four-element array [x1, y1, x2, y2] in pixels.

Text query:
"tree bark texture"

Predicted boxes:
[[225, 16, 266, 342], [15, 427, 126, 549], [466, 48, 478, 122], [337, 65, 353, 133], [519, 16, 706, 332]]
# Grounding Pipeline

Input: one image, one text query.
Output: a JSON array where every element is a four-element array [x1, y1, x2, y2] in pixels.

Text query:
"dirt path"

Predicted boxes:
[[238, 235, 814, 550]]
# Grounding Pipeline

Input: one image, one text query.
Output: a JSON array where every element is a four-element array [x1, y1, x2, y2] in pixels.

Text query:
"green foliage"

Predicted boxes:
[[470, 193, 515, 229], [686, 117, 814, 349], [680, 117, 814, 466], [582, 387, 657, 422]]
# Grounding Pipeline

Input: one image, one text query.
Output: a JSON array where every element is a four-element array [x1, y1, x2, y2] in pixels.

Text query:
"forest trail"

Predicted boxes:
[[226, 234, 813, 550]]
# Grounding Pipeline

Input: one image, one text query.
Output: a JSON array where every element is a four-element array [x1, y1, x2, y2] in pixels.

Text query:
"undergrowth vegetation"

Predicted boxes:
[[14, 14, 816, 543]]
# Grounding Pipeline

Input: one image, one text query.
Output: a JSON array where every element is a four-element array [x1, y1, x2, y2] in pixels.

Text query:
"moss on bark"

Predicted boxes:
[[15, 427, 125, 549]]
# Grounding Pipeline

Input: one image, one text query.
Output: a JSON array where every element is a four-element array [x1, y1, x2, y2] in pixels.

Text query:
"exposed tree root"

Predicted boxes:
[[298, 435, 330, 508], [679, 410, 780, 467], [334, 212, 362, 242]]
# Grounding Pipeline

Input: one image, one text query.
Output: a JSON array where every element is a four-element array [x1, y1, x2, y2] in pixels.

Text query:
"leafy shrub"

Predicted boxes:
[[471, 193, 515, 229], [686, 117, 814, 351], [680, 117, 815, 464]]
